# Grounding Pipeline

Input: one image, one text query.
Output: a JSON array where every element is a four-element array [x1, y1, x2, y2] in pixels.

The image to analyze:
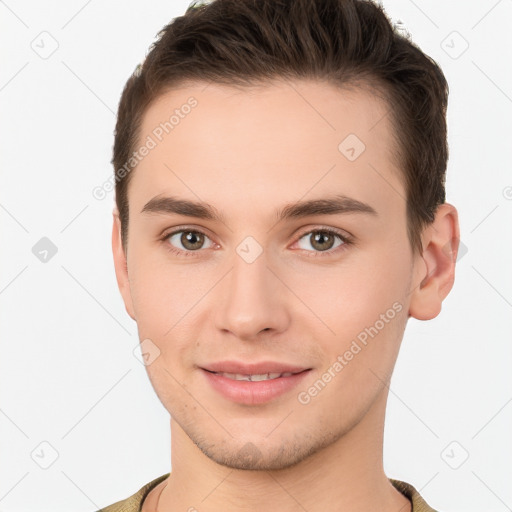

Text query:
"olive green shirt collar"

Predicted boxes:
[[97, 473, 439, 512]]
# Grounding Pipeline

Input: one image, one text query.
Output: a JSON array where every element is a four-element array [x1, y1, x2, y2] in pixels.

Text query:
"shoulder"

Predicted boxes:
[[94, 473, 170, 512], [390, 478, 440, 512]]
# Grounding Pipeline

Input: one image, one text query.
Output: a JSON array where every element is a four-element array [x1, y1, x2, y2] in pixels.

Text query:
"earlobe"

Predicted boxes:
[[408, 203, 460, 321], [112, 209, 136, 321]]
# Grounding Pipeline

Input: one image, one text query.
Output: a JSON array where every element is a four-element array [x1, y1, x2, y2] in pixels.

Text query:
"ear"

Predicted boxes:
[[112, 208, 136, 321], [409, 203, 460, 321]]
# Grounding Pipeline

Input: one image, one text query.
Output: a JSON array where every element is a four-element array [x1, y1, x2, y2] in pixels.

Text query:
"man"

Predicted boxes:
[[100, 0, 459, 510]]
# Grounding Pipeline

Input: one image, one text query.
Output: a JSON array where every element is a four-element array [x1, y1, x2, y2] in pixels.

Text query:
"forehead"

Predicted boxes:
[[140, 79, 396, 158], [128, 79, 404, 220]]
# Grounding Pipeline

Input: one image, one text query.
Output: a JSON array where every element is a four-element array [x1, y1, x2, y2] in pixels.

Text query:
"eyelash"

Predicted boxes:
[[159, 226, 353, 259]]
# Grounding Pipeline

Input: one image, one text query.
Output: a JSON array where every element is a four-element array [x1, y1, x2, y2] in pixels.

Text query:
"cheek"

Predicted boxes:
[[296, 299, 408, 421], [127, 252, 211, 364], [286, 250, 409, 333], [128, 247, 199, 328], [287, 252, 411, 392]]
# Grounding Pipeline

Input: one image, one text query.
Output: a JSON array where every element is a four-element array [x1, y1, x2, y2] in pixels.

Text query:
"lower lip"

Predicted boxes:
[[201, 369, 311, 405]]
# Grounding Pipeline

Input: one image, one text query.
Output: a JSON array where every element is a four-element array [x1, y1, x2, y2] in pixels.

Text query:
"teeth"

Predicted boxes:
[[217, 372, 294, 381]]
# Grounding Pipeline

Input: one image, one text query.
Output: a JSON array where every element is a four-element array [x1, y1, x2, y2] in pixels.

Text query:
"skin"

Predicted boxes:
[[112, 79, 459, 512]]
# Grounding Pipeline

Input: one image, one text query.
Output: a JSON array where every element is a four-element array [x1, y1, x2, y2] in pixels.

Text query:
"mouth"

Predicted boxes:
[[203, 370, 299, 381], [201, 360, 310, 375], [200, 362, 312, 405]]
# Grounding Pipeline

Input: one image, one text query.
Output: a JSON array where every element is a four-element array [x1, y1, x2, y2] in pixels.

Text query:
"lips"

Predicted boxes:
[[200, 361, 312, 405]]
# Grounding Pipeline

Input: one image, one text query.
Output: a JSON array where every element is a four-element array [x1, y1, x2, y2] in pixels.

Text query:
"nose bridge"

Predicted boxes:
[[214, 240, 288, 338]]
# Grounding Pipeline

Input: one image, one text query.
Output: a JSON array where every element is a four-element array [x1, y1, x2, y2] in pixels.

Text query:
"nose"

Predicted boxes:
[[213, 246, 290, 341]]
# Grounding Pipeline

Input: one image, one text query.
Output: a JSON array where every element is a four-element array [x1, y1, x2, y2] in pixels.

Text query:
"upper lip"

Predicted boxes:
[[201, 361, 310, 375]]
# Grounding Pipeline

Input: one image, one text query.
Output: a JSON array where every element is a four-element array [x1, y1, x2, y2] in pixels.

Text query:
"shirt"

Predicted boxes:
[[95, 473, 439, 512]]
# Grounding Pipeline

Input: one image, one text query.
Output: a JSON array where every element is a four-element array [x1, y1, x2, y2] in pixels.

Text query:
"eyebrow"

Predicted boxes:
[[140, 194, 378, 223]]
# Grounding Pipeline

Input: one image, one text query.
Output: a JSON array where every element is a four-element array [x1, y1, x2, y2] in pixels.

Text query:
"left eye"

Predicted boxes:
[[296, 229, 346, 253], [167, 230, 215, 251]]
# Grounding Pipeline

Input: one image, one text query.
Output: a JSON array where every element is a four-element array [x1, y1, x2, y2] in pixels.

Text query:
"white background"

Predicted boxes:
[[1, 1, 511, 511]]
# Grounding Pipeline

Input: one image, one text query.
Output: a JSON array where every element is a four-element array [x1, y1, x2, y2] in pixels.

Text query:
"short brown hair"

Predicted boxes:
[[112, 0, 448, 255]]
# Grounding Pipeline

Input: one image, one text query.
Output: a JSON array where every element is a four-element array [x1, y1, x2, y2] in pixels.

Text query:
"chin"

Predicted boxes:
[[192, 428, 343, 472]]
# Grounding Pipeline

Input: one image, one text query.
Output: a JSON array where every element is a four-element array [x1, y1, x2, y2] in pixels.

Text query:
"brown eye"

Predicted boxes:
[[296, 229, 346, 253], [181, 231, 204, 250], [166, 230, 214, 252], [311, 231, 335, 251]]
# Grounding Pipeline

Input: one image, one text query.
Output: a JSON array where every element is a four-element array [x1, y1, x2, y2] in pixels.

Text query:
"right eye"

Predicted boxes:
[[162, 229, 216, 256]]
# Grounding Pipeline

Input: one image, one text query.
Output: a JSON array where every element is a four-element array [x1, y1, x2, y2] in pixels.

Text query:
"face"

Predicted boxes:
[[114, 79, 424, 470]]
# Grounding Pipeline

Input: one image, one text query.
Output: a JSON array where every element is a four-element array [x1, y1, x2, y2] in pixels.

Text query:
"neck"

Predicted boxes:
[[157, 389, 410, 512]]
